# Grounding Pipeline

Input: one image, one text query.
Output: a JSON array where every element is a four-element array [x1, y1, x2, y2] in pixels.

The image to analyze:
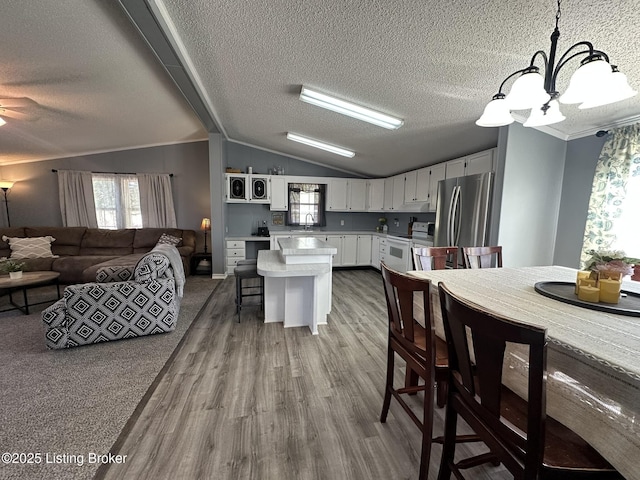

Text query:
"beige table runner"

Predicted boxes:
[[409, 265, 640, 480]]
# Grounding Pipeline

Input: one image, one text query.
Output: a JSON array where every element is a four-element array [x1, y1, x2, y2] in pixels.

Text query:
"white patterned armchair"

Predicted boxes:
[[42, 248, 182, 349]]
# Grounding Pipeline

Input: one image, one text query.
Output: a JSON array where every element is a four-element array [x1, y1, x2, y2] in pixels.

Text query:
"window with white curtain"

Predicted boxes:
[[92, 174, 142, 229]]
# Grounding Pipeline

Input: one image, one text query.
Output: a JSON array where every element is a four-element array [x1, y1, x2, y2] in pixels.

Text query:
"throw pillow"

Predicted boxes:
[[156, 233, 182, 247], [2, 235, 58, 259]]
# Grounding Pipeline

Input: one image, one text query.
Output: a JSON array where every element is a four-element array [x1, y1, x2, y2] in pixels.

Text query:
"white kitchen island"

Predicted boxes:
[[257, 237, 337, 334]]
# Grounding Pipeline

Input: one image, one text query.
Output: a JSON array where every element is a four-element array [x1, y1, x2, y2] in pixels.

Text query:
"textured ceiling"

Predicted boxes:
[[1, 0, 639, 176], [0, 1, 206, 165]]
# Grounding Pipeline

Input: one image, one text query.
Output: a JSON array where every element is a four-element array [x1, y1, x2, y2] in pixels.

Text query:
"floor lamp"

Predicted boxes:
[[201, 217, 211, 253], [198, 218, 212, 273], [0, 181, 15, 227]]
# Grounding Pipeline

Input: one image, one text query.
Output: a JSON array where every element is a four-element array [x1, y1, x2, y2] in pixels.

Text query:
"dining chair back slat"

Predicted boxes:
[[413, 246, 459, 271], [462, 246, 502, 268]]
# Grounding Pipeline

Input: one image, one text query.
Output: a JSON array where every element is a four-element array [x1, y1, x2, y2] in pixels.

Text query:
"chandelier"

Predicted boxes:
[[476, 0, 637, 128]]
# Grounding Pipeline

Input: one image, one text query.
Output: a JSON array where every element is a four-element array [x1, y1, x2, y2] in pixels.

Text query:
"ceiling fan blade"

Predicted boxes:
[[0, 97, 37, 108], [0, 109, 39, 121]]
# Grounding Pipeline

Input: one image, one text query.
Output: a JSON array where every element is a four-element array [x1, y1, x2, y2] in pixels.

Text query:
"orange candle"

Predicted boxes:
[[575, 271, 592, 294], [599, 278, 621, 304], [578, 285, 600, 303]]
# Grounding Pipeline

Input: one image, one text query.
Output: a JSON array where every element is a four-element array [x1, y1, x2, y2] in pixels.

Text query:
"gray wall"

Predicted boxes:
[[0, 141, 211, 249], [495, 122, 567, 267], [553, 135, 605, 267]]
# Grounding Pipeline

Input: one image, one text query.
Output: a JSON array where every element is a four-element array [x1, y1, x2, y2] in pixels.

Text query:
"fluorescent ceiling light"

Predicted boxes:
[[286, 132, 355, 158], [299, 87, 404, 130]]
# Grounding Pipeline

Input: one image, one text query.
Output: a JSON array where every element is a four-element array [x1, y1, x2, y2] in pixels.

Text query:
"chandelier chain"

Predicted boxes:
[[555, 0, 561, 29]]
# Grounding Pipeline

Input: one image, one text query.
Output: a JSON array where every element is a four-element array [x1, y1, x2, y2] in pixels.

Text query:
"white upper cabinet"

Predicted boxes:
[[269, 176, 288, 211], [427, 163, 446, 211], [327, 178, 349, 211], [383, 177, 394, 210], [445, 148, 495, 180], [415, 167, 431, 203], [367, 178, 385, 211], [445, 158, 466, 179], [226, 173, 271, 204], [249, 175, 270, 203], [327, 178, 367, 211], [464, 149, 495, 176], [348, 179, 367, 211], [404, 170, 418, 203], [392, 174, 405, 210], [225, 173, 249, 202]]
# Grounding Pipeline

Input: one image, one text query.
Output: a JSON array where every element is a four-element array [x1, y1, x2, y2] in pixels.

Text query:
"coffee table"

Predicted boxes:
[[0, 271, 61, 315]]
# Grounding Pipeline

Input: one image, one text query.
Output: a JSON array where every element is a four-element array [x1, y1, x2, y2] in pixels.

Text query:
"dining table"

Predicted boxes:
[[408, 265, 640, 480]]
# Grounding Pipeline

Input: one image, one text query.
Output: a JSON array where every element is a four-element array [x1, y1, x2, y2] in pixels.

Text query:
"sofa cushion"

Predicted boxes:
[[19, 257, 57, 272], [156, 232, 182, 247], [52, 255, 121, 284], [25, 227, 86, 256], [80, 253, 146, 283], [133, 228, 185, 251], [79, 229, 135, 255], [2, 235, 58, 259]]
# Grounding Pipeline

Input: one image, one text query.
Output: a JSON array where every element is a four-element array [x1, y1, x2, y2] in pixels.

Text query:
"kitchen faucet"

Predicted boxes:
[[304, 213, 315, 230]]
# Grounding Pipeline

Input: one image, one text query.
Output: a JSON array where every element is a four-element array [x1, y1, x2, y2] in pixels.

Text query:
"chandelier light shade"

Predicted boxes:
[[0, 116, 6, 127], [299, 87, 404, 130], [477, 0, 637, 128], [476, 94, 515, 127]]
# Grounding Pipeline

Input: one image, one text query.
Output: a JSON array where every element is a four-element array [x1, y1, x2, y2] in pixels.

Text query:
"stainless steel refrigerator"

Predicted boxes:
[[434, 172, 494, 267]]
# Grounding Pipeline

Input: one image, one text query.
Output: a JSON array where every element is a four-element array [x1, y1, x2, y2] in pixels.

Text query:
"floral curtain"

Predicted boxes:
[[580, 123, 640, 267]]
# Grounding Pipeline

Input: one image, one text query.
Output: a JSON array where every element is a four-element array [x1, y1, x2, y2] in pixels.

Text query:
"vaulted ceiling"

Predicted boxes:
[[1, 1, 639, 176]]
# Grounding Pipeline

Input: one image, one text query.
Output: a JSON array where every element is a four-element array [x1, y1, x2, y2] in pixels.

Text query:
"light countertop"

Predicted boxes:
[[257, 250, 331, 277], [278, 237, 337, 256]]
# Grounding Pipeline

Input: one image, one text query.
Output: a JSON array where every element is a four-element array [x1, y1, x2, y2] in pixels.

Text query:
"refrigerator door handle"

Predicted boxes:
[[452, 185, 462, 245], [446, 186, 456, 245]]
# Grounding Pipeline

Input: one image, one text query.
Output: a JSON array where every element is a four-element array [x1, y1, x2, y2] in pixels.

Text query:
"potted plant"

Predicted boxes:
[[0, 259, 25, 279], [584, 249, 637, 280]]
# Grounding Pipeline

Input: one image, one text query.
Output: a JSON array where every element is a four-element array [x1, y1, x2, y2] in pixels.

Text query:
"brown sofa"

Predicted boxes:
[[0, 227, 196, 283]]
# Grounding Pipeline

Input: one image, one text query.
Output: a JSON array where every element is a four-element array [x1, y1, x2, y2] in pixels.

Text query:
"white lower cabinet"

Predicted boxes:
[[226, 240, 246, 274], [356, 235, 372, 266], [324, 235, 343, 266], [341, 235, 358, 266], [371, 235, 380, 269]]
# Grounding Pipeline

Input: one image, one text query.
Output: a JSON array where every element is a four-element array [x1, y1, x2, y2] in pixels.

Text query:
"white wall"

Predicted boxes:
[[495, 123, 567, 267]]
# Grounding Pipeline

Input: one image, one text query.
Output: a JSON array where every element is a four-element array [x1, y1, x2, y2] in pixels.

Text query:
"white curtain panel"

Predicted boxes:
[[57, 170, 98, 227], [137, 173, 177, 228]]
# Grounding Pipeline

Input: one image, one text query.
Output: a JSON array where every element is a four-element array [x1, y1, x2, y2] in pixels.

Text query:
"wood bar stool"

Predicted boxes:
[[234, 262, 263, 322], [437, 283, 623, 480]]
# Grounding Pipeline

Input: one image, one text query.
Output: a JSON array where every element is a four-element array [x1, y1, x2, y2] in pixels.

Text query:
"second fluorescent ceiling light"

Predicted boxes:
[[287, 132, 355, 158], [300, 87, 404, 130]]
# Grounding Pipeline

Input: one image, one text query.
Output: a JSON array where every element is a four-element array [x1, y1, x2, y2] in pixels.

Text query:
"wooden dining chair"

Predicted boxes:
[[436, 282, 623, 480], [462, 245, 502, 268], [379, 262, 450, 480], [412, 246, 459, 271]]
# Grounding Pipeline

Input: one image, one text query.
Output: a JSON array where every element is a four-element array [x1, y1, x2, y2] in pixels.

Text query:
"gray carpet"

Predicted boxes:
[[0, 276, 221, 480]]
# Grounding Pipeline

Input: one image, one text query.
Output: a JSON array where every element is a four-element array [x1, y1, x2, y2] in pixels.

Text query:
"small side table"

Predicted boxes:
[[191, 252, 212, 276]]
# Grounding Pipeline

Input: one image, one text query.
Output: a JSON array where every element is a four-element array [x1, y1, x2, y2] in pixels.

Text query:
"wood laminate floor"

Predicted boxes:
[[98, 269, 510, 480]]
